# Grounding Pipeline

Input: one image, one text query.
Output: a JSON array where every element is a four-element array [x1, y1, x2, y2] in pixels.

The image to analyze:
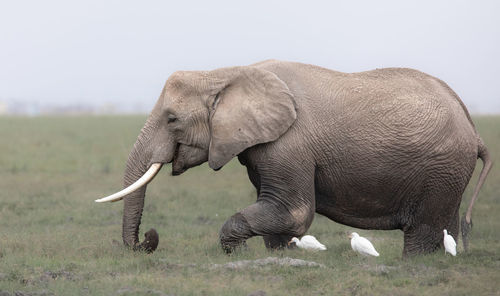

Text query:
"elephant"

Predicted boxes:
[[96, 60, 492, 257]]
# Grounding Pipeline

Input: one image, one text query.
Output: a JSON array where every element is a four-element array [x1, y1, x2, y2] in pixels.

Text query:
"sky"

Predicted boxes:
[[0, 0, 499, 113]]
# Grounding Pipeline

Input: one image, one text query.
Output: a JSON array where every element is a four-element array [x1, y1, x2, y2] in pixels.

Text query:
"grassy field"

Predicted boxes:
[[0, 115, 499, 296]]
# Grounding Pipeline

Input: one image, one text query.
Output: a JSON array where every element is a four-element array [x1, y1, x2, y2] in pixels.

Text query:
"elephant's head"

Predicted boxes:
[[96, 65, 297, 251]]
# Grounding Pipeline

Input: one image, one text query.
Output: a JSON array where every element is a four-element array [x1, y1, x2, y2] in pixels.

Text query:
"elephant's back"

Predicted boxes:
[[256, 61, 478, 158], [310, 67, 476, 147], [256, 62, 476, 139]]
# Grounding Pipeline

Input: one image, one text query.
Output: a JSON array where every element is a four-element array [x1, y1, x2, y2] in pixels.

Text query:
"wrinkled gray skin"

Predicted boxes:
[[120, 60, 492, 257]]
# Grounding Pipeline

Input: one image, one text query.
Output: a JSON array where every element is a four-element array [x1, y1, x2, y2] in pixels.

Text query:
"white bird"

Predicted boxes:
[[443, 229, 457, 256], [288, 235, 327, 251], [349, 232, 379, 257]]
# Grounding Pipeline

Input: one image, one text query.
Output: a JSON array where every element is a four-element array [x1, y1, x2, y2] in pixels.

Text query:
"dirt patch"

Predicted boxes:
[[210, 257, 326, 269], [359, 264, 398, 276], [116, 287, 173, 296], [156, 257, 325, 271]]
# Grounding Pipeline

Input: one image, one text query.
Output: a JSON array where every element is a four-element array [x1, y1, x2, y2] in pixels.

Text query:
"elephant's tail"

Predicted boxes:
[[461, 136, 493, 251]]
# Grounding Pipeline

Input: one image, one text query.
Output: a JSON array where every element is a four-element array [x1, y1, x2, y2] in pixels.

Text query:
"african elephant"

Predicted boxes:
[[97, 60, 492, 257]]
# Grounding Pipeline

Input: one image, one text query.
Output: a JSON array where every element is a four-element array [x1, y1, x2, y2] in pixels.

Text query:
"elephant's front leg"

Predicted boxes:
[[244, 172, 296, 250], [219, 163, 315, 253], [218, 212, 254, 252], [219, 201, 314, 253]]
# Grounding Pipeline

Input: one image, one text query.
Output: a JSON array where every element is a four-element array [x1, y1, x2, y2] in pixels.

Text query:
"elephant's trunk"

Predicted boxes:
[[97, 98, 175, 252], [122, 137, 154, 248], [123, 121, 176, 248]]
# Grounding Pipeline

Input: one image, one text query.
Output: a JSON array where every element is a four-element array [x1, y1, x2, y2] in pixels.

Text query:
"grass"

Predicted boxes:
[[0, 115, 499, 295]]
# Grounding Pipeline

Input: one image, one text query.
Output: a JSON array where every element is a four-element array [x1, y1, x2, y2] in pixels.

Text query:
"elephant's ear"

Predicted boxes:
[[208, 67, 297, 170]]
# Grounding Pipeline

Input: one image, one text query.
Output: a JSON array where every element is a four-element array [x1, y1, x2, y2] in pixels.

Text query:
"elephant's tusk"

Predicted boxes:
[[95, 163, 163, 203]]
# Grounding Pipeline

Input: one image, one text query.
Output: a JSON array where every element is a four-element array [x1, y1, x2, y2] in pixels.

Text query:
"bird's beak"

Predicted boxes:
[[348, 234, 352, 239], [287, 240, 292, 246]]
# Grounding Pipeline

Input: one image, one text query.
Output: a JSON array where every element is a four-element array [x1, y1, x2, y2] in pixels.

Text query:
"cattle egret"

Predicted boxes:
[[288, 235, 327, 251], [443, 229, 457, 256], [349, 232, 379, 256]]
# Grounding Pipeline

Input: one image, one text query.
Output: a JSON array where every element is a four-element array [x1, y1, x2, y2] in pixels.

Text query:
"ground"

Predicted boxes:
[[0, 115, 499, 295]]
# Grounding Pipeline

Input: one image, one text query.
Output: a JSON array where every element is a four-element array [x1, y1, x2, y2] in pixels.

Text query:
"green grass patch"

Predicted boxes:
[[0, 115, 499, 295]]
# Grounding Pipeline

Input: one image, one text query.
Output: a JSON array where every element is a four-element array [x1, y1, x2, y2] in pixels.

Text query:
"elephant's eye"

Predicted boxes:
[[167, 114, 177, 123]]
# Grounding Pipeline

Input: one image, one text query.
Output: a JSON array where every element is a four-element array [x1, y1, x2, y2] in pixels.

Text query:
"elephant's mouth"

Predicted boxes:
[[171, 143, 184, 176], [171, 143, 209, 176]]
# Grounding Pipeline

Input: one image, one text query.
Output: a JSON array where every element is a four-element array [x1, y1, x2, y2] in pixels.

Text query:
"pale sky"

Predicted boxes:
[[1, 0, 499, 113]]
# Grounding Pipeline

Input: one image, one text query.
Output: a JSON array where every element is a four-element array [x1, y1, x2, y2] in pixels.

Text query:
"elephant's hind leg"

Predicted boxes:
[[402, 189, 462, 257], [403, 224, 441, 257]]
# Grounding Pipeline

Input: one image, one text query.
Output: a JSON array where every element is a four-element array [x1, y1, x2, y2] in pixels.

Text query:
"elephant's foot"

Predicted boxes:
[[402, 224, 441, 257], [263, 234, 295, 250], [134, 228, 159, 253], [219, 213, 254, 254]]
